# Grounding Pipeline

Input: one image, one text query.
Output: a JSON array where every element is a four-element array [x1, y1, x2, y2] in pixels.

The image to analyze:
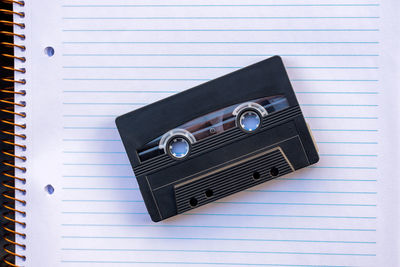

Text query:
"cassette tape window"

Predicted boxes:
[[138, 95, 289, 161]]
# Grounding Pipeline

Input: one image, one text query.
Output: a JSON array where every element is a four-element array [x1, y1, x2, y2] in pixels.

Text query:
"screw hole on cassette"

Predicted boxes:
[[205, 189, 214, 198], [252, 171, 261, 180], [44, 46, 55, 57], [189, 197, 198, 207], [270, 167, 279, 177]]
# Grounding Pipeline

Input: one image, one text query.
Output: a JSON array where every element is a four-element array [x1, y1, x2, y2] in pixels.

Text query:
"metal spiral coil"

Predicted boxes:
[[0, 0, 26, 266]]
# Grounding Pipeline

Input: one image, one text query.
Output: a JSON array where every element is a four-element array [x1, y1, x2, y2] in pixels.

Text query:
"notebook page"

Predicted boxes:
[[19, 0, 399, 266]]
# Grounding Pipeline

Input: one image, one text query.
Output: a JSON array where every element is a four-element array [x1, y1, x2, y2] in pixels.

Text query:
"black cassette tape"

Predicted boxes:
[[116, 56, 319, 222]]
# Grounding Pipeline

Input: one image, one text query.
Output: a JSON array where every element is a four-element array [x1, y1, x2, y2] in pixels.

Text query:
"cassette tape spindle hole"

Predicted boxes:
[[270, 167, 279, 177], [189, 197, 198, 207], [252, 171, 261, 180], [205, 189, 214, 198]]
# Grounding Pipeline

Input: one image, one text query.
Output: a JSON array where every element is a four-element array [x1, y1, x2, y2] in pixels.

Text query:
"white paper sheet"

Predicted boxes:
[[15, 0, 399, 266]]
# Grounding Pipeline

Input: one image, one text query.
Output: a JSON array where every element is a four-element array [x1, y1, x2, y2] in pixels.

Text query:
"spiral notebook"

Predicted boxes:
[[3, 0, 400, 266]]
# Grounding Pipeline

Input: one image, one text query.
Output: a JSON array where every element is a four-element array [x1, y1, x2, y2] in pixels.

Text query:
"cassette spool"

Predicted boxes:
[[116, 56, 319, 222]]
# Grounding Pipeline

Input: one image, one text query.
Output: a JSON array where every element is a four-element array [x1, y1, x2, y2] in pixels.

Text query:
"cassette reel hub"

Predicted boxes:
[[167, 136, 190, 159], [238, 109, 261, 133]]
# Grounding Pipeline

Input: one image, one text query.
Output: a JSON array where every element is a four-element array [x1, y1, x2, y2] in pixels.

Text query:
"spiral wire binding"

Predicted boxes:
[[0, 0, 26, 266]]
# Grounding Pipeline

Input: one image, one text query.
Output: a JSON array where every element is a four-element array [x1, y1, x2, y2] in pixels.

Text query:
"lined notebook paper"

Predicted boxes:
[[17, 0, 399, 266]]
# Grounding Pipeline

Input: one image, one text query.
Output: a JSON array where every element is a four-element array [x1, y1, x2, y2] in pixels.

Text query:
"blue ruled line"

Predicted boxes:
[[63, 29, 380, 32], [296, 92, 378, 94], [319, 154, 377, 157], [61, 65, 379, 69], [63, 175, 132, 178], [61, 162, 376, 170], [246, 190, 377, 194], [182, 213, 376, 219], [62, 16, 380, 20], [63, 139, 121, 142], [308, 166, 377, 170], [215, 202, 376, 207], [62, 200, 143, 203], [62, 151, 377, 157], [63, 187, 138, 190], [60, 235, 376, 244], [63, 151, 125, 153], [62, 4, 380, 7], [63, 127, 116, 129], [58, 209, 377, 220], [306, 117, 378, 119], [63, 114, 118, 117], [312, 129, 378, 132], [60, 247, 376, 257], [60, 224, 375, 232], [63, 90, 178, 93], [62, 126, 377, 132], [61, 175, 376, 182], [317, 141, 377, 144], [61, 91, 378, 95], [59, 210, 377, 219], [60, 260, 354, 267], [62, 78, 379, 82], [60, 200, 375, 207], [62, 163, 129, 166], [63, 114, 378, 120], [62, 42, 380, 45], [62, 102, 377, 107], [61, 211, 143, 214], [302, 104, 378, 107], [61, 139, 379, 144], [61, 187, 376, 195], [62, 102, 146, 105], [277, 178, 377, 182], [62, 53, 379, 57], [291, 79, 378, 82], [62, 78, 208, 81]]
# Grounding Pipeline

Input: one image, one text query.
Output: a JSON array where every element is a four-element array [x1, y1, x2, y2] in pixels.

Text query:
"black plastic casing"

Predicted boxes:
[[116, 56, 319, 222]]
